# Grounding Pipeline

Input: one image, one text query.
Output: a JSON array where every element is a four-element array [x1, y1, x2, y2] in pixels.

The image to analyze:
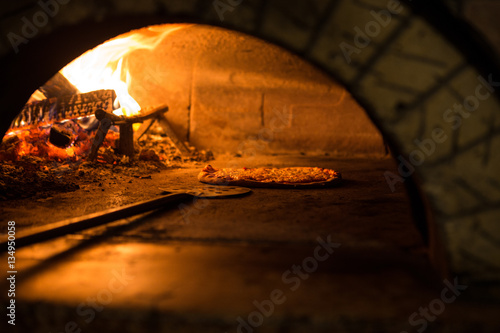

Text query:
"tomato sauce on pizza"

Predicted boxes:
[[198, 165, 342, 188]]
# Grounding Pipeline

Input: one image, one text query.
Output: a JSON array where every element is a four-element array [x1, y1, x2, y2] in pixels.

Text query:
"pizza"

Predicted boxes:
[[198, 164, 342, 188]]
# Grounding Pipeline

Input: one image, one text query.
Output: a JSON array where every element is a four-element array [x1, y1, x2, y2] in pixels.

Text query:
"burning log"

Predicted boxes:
[[9, 90, 116, 130], [49, 123, 77, 148], [119, 123, 134, 157]]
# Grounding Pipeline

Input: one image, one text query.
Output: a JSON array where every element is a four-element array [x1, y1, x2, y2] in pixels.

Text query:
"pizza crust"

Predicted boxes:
[[198, 165, 342, 189]]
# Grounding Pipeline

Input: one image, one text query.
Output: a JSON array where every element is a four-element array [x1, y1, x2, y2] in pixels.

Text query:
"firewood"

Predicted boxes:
[[9, 90, 116, 130], [118, 123, 134, 157], [49, 123, 76, 148]]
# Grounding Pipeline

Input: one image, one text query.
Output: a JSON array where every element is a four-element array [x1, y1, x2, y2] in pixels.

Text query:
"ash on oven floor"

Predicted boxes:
[[0, 130, 214, 200]]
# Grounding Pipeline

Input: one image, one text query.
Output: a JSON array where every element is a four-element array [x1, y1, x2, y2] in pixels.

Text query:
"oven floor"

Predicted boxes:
[[1, 154, 498, 332]]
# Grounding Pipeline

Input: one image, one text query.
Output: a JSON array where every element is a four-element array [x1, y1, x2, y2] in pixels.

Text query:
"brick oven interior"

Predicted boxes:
[[1, 1, 500, 332]]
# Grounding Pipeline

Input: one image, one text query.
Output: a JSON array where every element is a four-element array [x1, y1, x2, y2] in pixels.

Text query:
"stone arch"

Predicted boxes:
[[1, 0, 499, 286]]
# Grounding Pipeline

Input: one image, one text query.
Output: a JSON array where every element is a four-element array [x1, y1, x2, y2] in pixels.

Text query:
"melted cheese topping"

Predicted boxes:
[[201, 165, 339, 184]]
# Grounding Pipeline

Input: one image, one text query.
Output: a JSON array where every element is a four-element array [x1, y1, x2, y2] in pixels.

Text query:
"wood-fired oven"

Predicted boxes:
[[1, 0, 500, 332]]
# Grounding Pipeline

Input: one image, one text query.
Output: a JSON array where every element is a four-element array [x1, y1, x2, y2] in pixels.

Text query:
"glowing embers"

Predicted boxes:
[[0, 121, 119, 162], [3, 87, 119, 162]]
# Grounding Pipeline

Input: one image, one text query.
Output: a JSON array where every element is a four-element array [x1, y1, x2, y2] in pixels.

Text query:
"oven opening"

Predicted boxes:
[[3, 0, 500, 329], [0, 21, 426, 267], [0, 22, 437, 332], [0, 23, 397, 194]]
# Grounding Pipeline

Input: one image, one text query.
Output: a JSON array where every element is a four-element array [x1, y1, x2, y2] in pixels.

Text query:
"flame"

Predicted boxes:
[[2, 24, 190, 162], [60, 24, 187, 116]]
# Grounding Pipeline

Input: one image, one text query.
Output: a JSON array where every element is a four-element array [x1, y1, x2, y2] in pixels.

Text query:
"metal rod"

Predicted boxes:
[[157, 114, 191, 156], [134, 118, 155, 141], [0, 192, 192, 251]]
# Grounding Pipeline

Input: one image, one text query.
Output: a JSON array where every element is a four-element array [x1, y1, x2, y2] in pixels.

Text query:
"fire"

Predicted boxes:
[[1, 126, 119, 162], [60, 24, 187, 116], [2, 24, 189, 162]]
